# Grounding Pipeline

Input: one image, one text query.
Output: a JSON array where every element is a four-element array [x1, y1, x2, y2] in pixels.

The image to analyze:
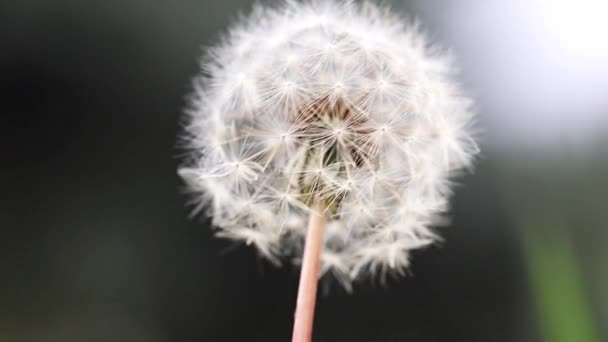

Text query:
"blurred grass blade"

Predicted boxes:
[[523, 225, 598, 342]]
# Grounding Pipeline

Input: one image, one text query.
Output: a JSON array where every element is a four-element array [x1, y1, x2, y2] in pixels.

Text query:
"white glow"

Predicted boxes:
[[414, 0, 608, 146], [539, 0, 608, 59]]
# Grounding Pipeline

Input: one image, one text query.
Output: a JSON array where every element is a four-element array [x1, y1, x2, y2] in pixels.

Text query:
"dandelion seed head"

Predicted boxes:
[[179, 0, 478, 288]]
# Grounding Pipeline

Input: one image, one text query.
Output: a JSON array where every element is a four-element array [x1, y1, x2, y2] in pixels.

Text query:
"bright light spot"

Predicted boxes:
[[419, 0, 608, 146], [538, 0, 608, 58]]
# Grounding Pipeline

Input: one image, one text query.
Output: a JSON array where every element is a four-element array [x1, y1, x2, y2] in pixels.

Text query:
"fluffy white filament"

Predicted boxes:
[[179, 0, 478, 289]]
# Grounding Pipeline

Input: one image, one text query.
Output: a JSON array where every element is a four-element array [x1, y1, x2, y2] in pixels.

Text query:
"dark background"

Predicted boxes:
[[2, 1, 606, 341]]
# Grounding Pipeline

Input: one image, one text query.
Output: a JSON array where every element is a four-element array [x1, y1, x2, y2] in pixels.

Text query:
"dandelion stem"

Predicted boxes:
[[292, 201, 326, 342]]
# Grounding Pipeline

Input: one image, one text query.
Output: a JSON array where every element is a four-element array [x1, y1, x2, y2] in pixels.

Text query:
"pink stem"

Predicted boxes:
[[292, 202, 326, 342]]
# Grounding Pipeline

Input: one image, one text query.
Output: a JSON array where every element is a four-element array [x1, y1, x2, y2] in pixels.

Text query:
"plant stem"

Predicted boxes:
[[292, 201, 326, 342]]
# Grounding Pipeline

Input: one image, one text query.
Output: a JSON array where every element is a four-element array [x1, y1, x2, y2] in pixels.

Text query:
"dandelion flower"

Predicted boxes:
[[180, 0, 477, 285], [179, 1, 478, 339]]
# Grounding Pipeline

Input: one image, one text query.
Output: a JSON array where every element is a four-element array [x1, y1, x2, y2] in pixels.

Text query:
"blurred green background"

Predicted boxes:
[[1, 0, 606, 341]]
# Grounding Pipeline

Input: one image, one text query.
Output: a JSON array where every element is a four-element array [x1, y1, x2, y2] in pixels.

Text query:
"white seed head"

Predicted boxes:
[[179, 0, 478, 289]]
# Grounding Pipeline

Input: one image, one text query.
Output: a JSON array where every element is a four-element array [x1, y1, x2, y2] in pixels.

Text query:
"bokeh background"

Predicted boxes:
[[2, 0, 606, 341]]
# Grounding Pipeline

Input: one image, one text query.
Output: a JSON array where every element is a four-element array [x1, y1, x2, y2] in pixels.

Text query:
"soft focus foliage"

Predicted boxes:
[[179, 0, 478, 288]]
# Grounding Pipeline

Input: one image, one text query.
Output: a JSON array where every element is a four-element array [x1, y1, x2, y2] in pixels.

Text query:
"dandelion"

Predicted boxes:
[[178, 1, 478, 340]]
